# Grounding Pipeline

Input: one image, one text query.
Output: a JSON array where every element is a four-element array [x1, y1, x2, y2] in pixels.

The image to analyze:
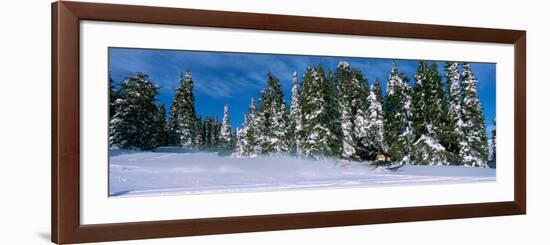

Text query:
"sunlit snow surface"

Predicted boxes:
[[109, 150, 495, 197]]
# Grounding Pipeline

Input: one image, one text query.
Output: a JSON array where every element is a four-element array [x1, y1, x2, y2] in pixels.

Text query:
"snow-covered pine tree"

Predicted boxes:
[[151, 104, 168, 147], [210, 117, 221, 151], [218, 104, 233, 155], [301, 65, 341, 158], [459, 63, 489, 167], [364, 84, 385, 151], [384, 64, 403, 156], [340, 103, 354, 157], [384, 63, 415, 163], [372, 78, 383, 104], [242, 97, 260, 156], [166, 113, 179, 146], [487, 117, 496, 168], [336, 61, 362, 157], [443, 62, 464, 160], [353, 77, 370, 142], [195, 115, 205, 149], [203, 116, 212, 149], [256, 72, 291, 154], [289, 72, 304, 157], [326, 68, 343, 156], [109, 72, 161, 150], [411, 61, 452, 165], [168, 69, 197, 149], [234, 126, 245, 156], [109, 76, 120, 119], [436, 64, 455, 159], [411, 61, 429, 135], [397, 75, 415, 164], [234, 104, 254, 157], [277, 102, 292, 152]]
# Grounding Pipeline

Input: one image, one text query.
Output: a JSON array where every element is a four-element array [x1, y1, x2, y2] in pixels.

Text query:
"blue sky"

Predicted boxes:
[[109, 47, 496, 135]]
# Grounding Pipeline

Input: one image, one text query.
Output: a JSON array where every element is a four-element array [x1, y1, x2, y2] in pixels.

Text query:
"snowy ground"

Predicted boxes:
[[109, 150, 496, 197]]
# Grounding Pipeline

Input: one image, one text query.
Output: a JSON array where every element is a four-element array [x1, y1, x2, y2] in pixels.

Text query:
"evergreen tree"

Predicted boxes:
[[203, 117, 212, 149], [301, 65, 340, 158], [364, 86, 385, 151], [109, 72, 160, 150], [412, 62, 446, 138], [372, 78, 383, 104], [234, 126, 245, 156], [289, 72, 304, 156], [210, 117, 221, 151], [353, 77, 369, 142], [256, 72, 290, 154], [488, 117, 496, 168], [326, 68, 343, 156], [234, 100, 256, 157], [195, 115, 204, 149], [109, 76, 120, 119], [166, 114, 179, 146], [218, 104, 233, 155], [243, 97, 260, 156], [384, 63, 414, 163], [459, 63, 489, 167], [336, 61, 362, 157], [385, 63, 403, 155], [411, 61, 451, 165], [151, 104, 168, 147], [443, 62, 464, 160], [168, 70, 197, 149]]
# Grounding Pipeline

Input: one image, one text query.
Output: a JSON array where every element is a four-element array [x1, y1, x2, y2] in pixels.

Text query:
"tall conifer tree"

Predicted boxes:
[[459, 63, 489, 167], [256, 72, 290, 154], [301, 65, 340, 158], [336, 61, 362, 157], [411, 61, 452, 165], [243, 97, 260, 156], [169, 69, 197, 149], [289, 72, 304, 156], [218, 104, 233, 154], [364, 85, 385, 151], [109, 72, 160, 150], [384, 63, 415, 162], [443, 62, 464, 160]]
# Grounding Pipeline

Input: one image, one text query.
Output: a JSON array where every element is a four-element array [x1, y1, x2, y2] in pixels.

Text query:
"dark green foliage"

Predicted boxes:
[[256, 72, 290, 154], [384, 63, 415, 162], [109, 76, 120, 119], [459, 63, 489, 166], [195, 115, 204, 148], [300, 65, 341, 158], [109, 72, 161, 150], [151, 104, 168, 147], [218, 104, 234, 155], [440, 62, 463, 159], [410, 61, 453, 164], [168, 70, 197, 148], [335, 62, 363, 157], [488, 117, 496, 168]]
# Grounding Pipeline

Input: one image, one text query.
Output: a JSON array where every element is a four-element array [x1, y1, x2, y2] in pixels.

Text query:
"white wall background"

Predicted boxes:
[[0, 0, 547, 244]]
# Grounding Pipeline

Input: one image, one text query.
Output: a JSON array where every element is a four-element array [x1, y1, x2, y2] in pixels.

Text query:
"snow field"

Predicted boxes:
[[109, 150, 495, 197]]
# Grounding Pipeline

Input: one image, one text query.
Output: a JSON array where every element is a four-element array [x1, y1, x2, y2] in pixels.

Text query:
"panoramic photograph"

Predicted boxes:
[[108, 47, 497, 197]]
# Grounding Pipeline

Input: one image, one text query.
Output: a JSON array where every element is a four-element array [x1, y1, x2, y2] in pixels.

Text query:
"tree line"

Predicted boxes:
[[109, 71, 233, 153], [109, 60, 495, 167]]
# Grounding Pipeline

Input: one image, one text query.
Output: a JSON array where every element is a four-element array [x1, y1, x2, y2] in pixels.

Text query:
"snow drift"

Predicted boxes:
[[109, 150, 495, 197]]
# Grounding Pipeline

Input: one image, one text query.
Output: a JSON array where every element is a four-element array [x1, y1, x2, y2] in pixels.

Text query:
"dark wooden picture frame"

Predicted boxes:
[[51, 1, 526, 244]]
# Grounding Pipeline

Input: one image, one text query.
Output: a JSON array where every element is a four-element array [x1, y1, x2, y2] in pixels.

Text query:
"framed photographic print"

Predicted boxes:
[[52, 1, 526, 244]]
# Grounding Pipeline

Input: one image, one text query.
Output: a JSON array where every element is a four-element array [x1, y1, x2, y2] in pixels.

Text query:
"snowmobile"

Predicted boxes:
[[340, 137, 405, 171]]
